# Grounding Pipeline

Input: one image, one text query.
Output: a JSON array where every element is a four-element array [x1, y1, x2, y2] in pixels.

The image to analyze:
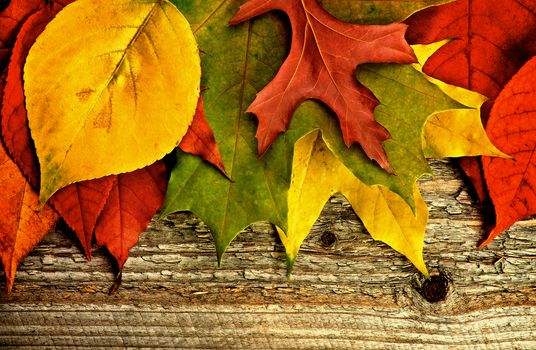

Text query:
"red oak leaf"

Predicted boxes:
[[230, 0, 416, 172], [405, 0, 536, 200], [95, 162, 168, 272], [481, 56, 536, 246], [0, 142, 57, 293]]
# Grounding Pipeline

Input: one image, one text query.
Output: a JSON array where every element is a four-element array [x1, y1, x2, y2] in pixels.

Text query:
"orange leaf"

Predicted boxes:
[[482, 56, 536, 246], [0, 143, 57, 293], [230, 0, 416, 171]]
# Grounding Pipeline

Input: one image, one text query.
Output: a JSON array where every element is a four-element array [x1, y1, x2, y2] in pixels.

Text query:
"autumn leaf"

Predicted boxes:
[[163, 0, 467, 260], [317, 0, 453, 25], [0, 0, 43, 54], [2, 1, 73, 188], [0, 143, 57, 293], [412, 41, 506, 159], [280, 130, 429, 275], [179, 95, 226, 174], [481, 57, 536, 246], [405, 0, 536, 200], [279, 43, 502, 275], [1, 0, 222, 261], [289, 49, 465, 209], [230, 0, 417, 172], [24, 0, 201, 203], [95, 161, 168, 271]]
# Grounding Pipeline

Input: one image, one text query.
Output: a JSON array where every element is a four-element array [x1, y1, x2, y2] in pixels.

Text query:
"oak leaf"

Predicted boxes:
[[24, 0, 201, 203], [0, 143, 57, 293], [482, 57, 536, 246], [230, 0, 417, 172], [405, 0, 536, 200], [279, 43, 502, 274]]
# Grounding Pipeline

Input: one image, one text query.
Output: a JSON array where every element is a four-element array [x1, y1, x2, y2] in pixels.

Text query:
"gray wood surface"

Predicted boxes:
[[0, 160, 535, 349]]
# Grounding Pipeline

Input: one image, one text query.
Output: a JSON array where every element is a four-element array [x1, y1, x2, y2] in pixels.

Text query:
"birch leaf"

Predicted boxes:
[[24, 0, 201, 203]]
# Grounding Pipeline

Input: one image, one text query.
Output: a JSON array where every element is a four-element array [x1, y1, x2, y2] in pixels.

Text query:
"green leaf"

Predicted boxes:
[[162, 0, 464, 260], [319, 0, 454, 24]]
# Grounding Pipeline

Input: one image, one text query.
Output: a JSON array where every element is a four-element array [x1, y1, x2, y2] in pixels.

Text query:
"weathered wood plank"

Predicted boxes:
[[0, 160, 535, 349]]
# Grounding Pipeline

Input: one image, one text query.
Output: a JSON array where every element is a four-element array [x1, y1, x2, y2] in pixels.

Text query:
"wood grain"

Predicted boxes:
[[0, 160, 535, 349]]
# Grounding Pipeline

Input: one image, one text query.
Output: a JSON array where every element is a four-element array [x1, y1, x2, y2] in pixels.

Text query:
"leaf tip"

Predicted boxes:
[[286, 254, 297, 278], [108, 271, 122, 295]]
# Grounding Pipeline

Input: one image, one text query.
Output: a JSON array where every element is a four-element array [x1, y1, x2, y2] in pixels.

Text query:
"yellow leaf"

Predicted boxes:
[[278, 131, 429, 276], [24, 0, 201, 202], [412, 42, 507, 159]]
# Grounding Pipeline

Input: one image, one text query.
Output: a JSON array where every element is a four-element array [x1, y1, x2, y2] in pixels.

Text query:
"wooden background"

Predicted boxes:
[[0, 159, 534, 349]]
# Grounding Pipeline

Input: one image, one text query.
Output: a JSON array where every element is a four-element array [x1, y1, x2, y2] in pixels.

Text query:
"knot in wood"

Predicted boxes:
[[320, 231, 337, 248], [420, 274, 449, 303]]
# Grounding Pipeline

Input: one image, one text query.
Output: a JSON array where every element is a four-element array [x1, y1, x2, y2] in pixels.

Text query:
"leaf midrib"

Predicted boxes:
[[49, 1, 162, 191]]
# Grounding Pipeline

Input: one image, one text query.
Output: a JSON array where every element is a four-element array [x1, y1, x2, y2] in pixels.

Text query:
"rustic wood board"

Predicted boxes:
[[0, 160, 535, 349]]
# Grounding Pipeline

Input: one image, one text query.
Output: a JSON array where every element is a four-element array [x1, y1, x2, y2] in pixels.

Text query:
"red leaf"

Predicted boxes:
[[230, 0, 416, 171], [95, 162, 168, 271], [0, 143, 57, 293], [481, 57, 536, 246], [405, 0, 536, 199], [179, 95, 226, 174], [0, 1, 110, 260], [50, 177, 114, 259], [0, 0, 43, 53], [2, 4, 70, 188]]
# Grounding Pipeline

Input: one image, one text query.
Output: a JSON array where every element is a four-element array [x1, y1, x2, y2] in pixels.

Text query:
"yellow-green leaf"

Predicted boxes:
[[412, 41, 507, 159], [279, 131, 429, 276], [24, 0, 201, 202]]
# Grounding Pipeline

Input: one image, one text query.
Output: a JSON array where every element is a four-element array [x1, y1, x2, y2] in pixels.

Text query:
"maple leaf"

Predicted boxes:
[[405, 0, 536, 200], [163, 0, 470, 260], [230, 0, 417, 172], [280, 130, 429, 275], [482, 56, 536, 246], [0, 142, 57, 293], [23, 0, 201, 203]]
